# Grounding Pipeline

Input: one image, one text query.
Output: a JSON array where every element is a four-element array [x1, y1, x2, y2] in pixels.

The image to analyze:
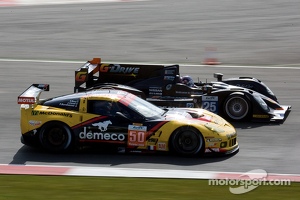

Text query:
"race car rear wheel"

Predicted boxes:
[[39, 122, 73, 153], [224, 95, 250, 121], [170, 127, 203, 156]]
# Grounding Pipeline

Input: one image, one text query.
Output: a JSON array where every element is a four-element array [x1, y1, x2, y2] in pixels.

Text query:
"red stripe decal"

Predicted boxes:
[[147, 121, 168, 135]]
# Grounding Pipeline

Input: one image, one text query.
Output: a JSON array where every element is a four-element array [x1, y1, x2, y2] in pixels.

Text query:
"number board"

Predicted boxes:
[[128, 125, 147, 147], [201, 96, 218, 113]]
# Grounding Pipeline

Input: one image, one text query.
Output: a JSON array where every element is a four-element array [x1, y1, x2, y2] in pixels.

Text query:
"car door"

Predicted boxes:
[[82, 99, 145, 144]]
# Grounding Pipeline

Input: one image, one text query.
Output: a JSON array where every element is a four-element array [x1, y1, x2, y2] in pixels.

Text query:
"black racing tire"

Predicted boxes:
[[39, 122, 73, 153], [170, 127, 204, 156], [224, 95, 250, 121]]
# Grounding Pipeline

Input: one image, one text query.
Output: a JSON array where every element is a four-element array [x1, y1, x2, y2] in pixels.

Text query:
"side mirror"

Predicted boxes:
[[214, 73, 223, 81]]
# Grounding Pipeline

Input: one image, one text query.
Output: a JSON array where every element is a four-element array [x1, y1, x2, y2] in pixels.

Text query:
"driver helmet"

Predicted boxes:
[[181, 76, 194, 87]]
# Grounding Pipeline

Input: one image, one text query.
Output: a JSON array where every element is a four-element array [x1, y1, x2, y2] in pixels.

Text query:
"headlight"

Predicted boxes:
[[220, 142, 227, 148]]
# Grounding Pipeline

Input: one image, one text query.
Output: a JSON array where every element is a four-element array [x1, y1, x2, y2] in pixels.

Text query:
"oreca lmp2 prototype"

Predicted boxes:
[[17, 84, 238, 156], [74, 58, 291, 122]]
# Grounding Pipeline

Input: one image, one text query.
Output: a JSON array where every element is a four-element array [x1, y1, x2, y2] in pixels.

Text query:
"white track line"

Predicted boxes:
[[0, 58, 300, 69]]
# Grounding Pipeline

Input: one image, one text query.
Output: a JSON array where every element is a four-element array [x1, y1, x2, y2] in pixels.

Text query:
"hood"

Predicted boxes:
[[165, 108, 230, 127]]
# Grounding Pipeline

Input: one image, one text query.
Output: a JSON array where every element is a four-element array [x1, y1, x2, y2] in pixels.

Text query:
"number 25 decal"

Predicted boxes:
[[202, 96, 218, 113], [202, 101, 217, 113]]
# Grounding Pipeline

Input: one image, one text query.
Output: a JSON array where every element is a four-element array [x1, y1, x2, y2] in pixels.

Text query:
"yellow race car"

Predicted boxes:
[[17, 84, 239, 156]]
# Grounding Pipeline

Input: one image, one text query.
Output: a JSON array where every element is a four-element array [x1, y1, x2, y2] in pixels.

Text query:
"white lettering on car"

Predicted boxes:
[[92, 120, 112, 131], [79, 127, 125, 141]]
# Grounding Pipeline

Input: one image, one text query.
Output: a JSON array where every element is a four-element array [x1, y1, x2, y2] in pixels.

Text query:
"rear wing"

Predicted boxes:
[[17, 84, 49, 104], [74, 57, 180, 92]]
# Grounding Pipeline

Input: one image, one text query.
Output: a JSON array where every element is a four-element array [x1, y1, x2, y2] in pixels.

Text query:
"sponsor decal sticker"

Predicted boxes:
[[175, 91, 189, 94], [253, 114, 269, 118], [18, 97, 35, 104], [164, 69, 175, 75], [206, 138, 222, 142], [207, 142, 218, 147], [79, 127, 125, 141], [28, 120, 42, 126], [100, 64, 140, 74], [202, 96, 218, 113], [59, 99, 79, 107], [205, 148, 220, 153], [31, 111, 72, 118], [235, 84, 254, 89], [36, 84, 49, 90], [186, 103, 194, 108], [149, 87, 162, 96], [164, 76, 175, 81], [148, 145, 156, 150], [165, 84, 172, 90], [157, 142, 166, 150]]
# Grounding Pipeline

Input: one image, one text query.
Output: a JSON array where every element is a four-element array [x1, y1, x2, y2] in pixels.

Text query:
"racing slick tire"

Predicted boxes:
[[224, 94, 251, 121], [39, 121, 73, 153], [170, 127, 204, 156]]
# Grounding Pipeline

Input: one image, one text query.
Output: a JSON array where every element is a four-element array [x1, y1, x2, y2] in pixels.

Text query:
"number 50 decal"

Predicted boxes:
[[202, 96, 218, 113], [128, 125, 147, 147]]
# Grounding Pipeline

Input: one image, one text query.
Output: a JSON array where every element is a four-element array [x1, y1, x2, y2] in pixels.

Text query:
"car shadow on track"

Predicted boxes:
[[9, 145, 238, 167], [230, 109, 291, 129], [230, 121, 283, 129]]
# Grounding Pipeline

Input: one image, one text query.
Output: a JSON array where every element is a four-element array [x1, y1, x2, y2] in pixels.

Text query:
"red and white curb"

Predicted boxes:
[[0, 0, 16, 6], [1, 164, 300, 182]]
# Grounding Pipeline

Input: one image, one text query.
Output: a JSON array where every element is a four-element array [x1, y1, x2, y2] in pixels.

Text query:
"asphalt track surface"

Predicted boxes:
[[0, 0, 300, 176]]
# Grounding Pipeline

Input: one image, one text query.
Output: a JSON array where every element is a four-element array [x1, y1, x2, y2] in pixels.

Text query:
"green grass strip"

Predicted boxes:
[[0, 175, 299, 200]]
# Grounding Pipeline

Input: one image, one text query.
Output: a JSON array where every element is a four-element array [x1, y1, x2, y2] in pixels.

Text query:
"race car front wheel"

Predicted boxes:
[[170, 127, 203, 156], [39, 122, 73, 153], [224, 95, 250, 121]]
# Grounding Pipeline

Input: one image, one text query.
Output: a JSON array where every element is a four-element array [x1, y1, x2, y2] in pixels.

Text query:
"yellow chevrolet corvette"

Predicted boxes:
[[17, 84, 239, 156]]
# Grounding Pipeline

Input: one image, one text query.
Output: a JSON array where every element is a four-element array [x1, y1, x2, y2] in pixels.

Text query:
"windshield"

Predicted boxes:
[[120, 93, 165, 119]]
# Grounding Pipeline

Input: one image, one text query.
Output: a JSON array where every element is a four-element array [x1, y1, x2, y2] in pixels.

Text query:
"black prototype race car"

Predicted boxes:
[[74, 58, 291, 122]]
